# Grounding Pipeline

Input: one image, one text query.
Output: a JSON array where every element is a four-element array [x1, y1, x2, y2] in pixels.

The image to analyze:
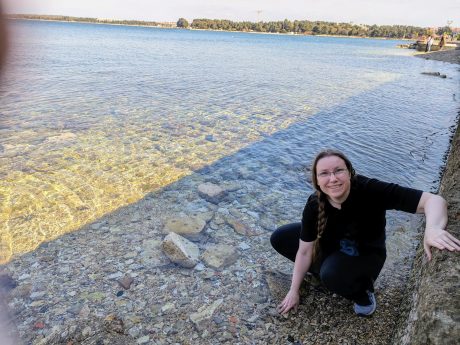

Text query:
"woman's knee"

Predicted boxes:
[[271, 223, 300, 246]]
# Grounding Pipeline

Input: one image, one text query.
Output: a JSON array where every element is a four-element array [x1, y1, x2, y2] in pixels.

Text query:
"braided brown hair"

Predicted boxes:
[[310, 149, 356, 264]]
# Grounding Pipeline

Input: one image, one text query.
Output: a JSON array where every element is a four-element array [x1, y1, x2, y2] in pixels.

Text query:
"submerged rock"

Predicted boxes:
[[161, 232, 200, 268], [190, 298, 223, 330], [198, 182, 227, 204], [201, 244, 238, 269], [163, 216, 206, 240]]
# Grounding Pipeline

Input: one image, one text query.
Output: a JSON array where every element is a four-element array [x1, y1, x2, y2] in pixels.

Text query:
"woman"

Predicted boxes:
[[271, 149, 460, 316]]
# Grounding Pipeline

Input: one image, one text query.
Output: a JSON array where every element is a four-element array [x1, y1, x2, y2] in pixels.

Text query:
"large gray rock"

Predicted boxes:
[[161, 232, 200, 268]]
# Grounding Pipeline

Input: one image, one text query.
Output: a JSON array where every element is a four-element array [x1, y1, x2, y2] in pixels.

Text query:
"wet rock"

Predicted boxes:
[[198, 183, 227, 204], [421, 71, 447, 78], [104, 314, 125, 334], [163, 216, 206, 240], [201, 244, 238, 269], [226, 217, 262, 236], [190, 298, 223, 330], [161, 232, 200, 268]]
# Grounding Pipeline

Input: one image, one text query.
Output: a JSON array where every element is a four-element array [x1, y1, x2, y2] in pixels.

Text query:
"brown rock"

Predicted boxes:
[[104, 314, 125, 334], [118, 275, 134, 290], [226, 217, 262, 236]]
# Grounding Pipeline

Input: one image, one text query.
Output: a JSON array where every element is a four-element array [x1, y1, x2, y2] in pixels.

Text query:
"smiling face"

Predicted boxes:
[[315, 155, 352, 204]]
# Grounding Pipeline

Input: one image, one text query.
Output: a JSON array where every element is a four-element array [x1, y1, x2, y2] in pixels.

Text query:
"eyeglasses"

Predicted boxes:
[[317, 168, 348, 179]]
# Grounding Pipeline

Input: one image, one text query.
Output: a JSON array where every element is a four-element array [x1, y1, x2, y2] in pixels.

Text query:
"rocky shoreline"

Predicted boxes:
[[1, 50, 459, 345], [414, 45, 460, 65]]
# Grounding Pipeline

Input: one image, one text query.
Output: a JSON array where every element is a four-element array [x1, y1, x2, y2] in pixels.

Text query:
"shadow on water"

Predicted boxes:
[[3, 70, 458, 266], [1, 74, 458, 343]]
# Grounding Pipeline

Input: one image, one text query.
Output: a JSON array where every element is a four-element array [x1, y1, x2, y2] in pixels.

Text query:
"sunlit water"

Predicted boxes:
[[0, 20, 458, 263]]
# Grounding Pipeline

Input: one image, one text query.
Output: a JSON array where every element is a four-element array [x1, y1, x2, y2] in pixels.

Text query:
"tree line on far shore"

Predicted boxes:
[[7, 14, 176, 28], [178, 18, 455, 39], [8, 14, 455, 39]]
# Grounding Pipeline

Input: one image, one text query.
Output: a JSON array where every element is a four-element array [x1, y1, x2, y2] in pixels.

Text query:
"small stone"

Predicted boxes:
[[30, 291, 47, 300], [78, 305, 91, 318], [226, 217, 262, 236], [194, 263, 205, 271], [161, 302, 175, 313], [238, 242, 251, 250], [123, 251, 138, 259], [104, 314, 124, 334], [33, 321, 45, 329], [190, 299, 223, 330], [108, 272, 123, 279], [30, 300, 45, 307], [137, 335, 150, 344], [82, 326, 92, 337], [197, 183, 227, 204], [128, 326, 140, 338], [118, 275, 134, 290]]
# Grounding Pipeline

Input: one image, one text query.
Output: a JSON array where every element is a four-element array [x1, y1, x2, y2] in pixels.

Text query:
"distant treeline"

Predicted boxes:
[[7, 14, 176, 28], [8, 14, 452, 39], [189, 19, 432, 39]]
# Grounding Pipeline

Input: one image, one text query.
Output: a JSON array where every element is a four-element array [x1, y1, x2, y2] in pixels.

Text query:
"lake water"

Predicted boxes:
[[0, 20, 459, 262]]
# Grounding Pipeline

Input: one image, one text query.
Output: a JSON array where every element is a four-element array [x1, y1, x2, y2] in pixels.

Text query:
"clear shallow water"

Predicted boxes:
[[0, 20, 458, 262]]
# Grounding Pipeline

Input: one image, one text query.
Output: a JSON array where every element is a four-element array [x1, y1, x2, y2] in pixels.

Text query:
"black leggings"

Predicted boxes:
[[270, 223, 386, 304]]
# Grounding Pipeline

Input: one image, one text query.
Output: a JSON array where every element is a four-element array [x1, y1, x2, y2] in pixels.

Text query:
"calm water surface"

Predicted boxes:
[[0, 20, 458, 262]]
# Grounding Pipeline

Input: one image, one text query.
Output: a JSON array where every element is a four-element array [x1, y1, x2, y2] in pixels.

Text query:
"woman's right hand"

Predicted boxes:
[[277, 289, 300, 315]]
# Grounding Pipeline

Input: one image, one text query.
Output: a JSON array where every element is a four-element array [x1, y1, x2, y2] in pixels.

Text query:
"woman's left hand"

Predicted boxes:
[[423, 228, 460, 261]]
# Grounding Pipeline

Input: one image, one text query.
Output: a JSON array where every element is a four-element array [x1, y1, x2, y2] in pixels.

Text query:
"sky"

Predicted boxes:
[[4, 0, 460, 28]]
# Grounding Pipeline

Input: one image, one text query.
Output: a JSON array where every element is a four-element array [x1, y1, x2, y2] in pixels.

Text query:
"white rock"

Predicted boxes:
[[161, 232, 200, 268]]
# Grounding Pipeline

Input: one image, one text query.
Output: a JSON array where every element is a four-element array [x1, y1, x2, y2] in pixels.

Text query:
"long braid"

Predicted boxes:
[[312, 191, 327, 264]]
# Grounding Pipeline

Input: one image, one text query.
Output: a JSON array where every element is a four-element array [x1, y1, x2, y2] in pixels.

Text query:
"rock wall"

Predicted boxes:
[[394, 119, 460, 345]]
